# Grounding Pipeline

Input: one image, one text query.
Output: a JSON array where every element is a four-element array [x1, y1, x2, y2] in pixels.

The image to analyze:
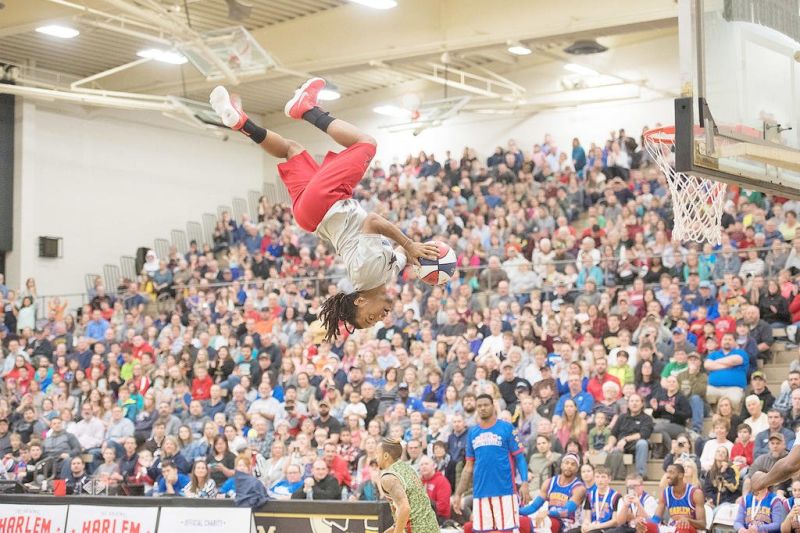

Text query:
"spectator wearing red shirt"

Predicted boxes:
[[323, 441, 352, 488], [420, 455, 451, 522], [730, 423, 754, 465], [191, 366, 213, 400], [713, 303, 737, 340], [587, 357, 621, 402], [131, 335, 154, 360]]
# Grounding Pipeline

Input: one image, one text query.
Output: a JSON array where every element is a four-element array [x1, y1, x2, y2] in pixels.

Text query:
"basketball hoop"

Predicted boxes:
[[643, 126, 727, 244]]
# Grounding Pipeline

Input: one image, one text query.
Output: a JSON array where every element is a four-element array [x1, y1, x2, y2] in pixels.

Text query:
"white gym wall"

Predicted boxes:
[[6, 101, 265, 300]]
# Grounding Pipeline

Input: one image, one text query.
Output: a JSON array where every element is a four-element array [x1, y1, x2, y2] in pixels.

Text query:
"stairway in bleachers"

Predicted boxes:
[[84, 188, 271, 294]]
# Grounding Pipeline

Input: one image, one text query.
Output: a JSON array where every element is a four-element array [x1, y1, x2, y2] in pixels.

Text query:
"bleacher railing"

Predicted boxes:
[[27, 246, 788, 320]]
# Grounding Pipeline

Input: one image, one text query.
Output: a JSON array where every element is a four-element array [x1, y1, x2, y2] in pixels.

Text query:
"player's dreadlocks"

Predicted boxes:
[[319, 291, 359, 342]]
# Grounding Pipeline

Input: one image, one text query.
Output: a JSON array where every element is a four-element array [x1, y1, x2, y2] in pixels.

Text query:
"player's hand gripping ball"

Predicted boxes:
[[413, 240, 457, 285]]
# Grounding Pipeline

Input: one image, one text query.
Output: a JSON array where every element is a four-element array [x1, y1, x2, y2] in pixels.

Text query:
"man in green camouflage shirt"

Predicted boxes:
[[377, 438, 440, 533]]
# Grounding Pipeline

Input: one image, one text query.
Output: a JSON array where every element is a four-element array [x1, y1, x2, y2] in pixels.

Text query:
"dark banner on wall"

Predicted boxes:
[[253, 501, 392, 533], [0, 92, 14, 252]]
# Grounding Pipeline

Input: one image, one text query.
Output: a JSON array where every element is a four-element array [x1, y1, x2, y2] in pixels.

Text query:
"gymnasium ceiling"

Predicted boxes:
[[0, 0, 679, 116]]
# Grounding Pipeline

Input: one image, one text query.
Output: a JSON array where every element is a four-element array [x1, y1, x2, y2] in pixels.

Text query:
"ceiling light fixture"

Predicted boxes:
[[137, 49, 188, 65], [373, 105, 412, 118], [318, 83, 341, 101], [349, 0, 397, 9], [507, 41, 532, 56], [564, 63, 599, 76], [35, 25, 80, 39]]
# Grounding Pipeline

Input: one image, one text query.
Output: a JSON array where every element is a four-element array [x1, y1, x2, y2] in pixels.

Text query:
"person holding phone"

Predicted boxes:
[[780, 500, 800, 533]]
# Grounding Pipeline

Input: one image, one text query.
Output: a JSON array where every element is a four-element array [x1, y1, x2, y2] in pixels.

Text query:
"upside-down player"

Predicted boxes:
[[453, 393, 531, 533], [210, 80, 438, 341]]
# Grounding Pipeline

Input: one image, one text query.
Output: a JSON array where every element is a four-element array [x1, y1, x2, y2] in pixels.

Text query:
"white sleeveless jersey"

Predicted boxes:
[[315, 199, 407, 292]]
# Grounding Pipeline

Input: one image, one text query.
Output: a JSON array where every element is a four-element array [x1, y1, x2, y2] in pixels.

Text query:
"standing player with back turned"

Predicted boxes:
[[453, 393, 531, 533], [376, 438, 440, 533]]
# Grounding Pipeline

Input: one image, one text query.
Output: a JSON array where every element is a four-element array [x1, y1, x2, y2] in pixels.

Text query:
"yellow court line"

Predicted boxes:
[[254, 513, 379, 519]]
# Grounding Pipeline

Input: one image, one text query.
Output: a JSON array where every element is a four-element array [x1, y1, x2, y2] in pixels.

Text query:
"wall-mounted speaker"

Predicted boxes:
[[38, 236, 62, 258]]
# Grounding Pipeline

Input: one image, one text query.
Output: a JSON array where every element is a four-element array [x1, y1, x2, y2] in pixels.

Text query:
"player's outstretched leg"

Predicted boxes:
[[284, 77, 376, 149], [209, 85, 304, 160]]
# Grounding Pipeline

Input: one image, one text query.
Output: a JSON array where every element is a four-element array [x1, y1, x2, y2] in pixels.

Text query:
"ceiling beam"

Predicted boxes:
[[249, 0, 677, 74]]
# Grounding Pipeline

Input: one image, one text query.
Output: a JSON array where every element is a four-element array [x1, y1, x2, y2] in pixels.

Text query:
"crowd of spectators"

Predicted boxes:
[[1, 128, 800, 525]]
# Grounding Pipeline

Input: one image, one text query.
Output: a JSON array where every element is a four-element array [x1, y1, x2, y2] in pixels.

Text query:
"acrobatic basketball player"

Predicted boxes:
[[210, 79, 437, 340]]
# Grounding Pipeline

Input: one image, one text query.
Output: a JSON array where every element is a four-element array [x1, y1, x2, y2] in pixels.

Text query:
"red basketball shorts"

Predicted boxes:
[[277, 142, 376, 233]]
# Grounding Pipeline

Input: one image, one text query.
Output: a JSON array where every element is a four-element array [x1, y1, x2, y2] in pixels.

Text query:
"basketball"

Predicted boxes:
[[413, 240, 457, 285]]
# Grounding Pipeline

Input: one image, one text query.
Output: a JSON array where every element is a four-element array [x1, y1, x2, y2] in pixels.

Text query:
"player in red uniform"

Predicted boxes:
[[209, 79, 437, 340]]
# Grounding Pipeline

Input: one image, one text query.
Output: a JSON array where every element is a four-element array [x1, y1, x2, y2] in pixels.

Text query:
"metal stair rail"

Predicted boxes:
[[232, 197, 249, 223], [171, 230, 189, 255], [201, 213, 218, 246], [186, 221, 205, 248], [85, 273, 101, 294], [154, 238, 170, 261], [247, 189, 261, 220], [103, 264, 121, 292], [120, 256, 137, 283]]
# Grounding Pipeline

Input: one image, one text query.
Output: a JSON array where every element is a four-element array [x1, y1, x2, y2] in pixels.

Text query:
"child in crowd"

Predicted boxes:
[[587, 411, 612, 461], [730, 423, 754, 466], [608, 350, 634, 386]]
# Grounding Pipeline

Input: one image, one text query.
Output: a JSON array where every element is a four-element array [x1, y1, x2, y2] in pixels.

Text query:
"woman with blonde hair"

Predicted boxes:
[[403, 367, 423, 398], [555, 399, 588, 452], [702, 446, 740, 506]]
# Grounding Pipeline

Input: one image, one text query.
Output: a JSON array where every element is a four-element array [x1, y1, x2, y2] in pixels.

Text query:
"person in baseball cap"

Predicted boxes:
[[743, 371, 775, 414]]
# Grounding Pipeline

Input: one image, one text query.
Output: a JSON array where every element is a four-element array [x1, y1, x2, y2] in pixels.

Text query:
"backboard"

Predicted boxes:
[[676, 0, 800, 198], [177, 26, 276, 83]]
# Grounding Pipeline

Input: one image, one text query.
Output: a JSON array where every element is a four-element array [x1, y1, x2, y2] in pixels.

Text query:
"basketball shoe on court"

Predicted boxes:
[[209, 86, 247, 130], [284, 77, 326, 120]]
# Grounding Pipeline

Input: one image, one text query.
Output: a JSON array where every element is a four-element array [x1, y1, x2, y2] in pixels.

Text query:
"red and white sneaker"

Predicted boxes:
[[209, 85, 247, 130], [284, 77, 326, 120]]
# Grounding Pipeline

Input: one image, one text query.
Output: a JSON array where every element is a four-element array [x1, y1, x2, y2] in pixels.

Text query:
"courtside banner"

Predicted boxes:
[[65, 505, 158, 533], [158, 507, 251, 533], [252, 501, 391, 533], [0, 503, 68, 533]]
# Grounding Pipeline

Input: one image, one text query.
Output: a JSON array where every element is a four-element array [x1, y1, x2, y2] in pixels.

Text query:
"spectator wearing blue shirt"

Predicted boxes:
[[691, 282, 720, 319], [705, 332, 749, 408], [421, 370, 446, 410], [85, 310, 110, 341], [268, 463, 304, 500], [156, 460, 190, 496], [242, 224, 263, 255], [572, 138, 586, 176], [754, 409, 795, 459], [555, 374, 594, 419], [398, 383, 426, 413]]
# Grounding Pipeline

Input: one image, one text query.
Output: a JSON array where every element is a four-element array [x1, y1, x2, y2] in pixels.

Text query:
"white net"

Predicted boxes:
[[643, 127, 727, 244]]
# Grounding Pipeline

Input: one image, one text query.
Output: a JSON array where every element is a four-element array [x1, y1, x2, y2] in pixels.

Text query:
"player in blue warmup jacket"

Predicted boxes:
[[453, 393, 531, 533]]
